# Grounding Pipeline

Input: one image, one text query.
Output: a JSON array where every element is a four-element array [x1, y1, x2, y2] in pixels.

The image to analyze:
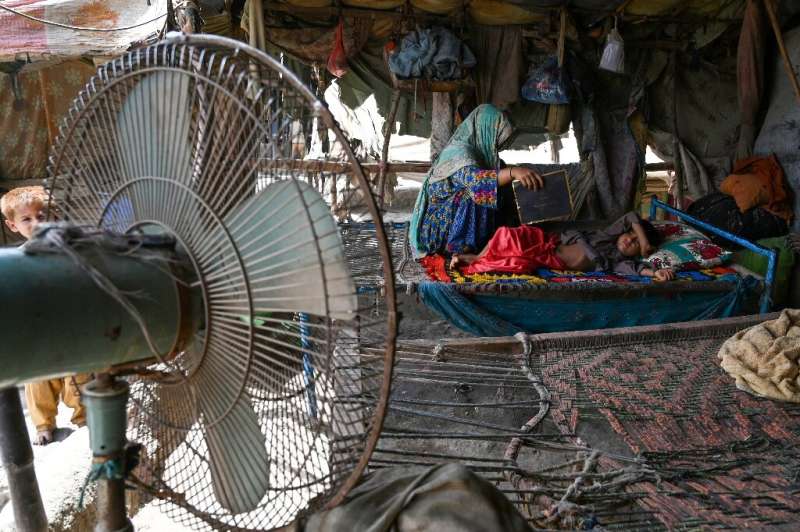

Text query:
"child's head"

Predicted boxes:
[[615, 219, 662, 258], [1, 186, 48, 240]]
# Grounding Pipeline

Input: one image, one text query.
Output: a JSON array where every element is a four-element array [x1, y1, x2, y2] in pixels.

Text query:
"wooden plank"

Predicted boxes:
[[0, 178, 46, 190]]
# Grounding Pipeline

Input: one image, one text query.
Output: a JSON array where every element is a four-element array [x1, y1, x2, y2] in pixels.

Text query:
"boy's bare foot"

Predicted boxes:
[[33, 429, 53, 446], [450, 254, 479, 269]]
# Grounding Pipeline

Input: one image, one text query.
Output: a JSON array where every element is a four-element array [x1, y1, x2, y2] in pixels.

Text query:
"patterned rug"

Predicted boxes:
[[529, 316, 800, 529]]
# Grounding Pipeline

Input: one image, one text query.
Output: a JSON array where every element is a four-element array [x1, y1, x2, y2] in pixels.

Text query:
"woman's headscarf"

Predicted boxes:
[[409, 104, 514, 257]]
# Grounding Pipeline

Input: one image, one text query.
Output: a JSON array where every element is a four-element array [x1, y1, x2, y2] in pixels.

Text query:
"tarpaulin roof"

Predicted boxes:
[[0, 0, 166, 63], [268, 0, 747, 25]]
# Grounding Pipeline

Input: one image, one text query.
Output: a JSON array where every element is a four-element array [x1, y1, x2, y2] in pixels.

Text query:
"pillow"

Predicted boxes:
[[720, 172, 770, 213], [644, 221, 732, 271]]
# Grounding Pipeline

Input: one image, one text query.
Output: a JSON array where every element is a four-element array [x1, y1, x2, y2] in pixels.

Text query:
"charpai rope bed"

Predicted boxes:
[[368, 313, 800, 529], [391, 200, 779, 336]]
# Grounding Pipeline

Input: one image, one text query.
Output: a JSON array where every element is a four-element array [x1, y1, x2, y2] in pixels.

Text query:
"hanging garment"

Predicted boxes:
[[388, 27, 476, 81], [470, 25, 524, 109]]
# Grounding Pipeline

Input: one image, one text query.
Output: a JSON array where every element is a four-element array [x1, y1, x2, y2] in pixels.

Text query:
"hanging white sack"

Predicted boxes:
[[599, 26, 625, 74]]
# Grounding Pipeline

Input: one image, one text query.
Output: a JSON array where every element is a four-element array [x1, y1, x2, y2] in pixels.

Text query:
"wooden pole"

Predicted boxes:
[[672, 51, 685, 210], [763, 0, 800, 104], [0, 388, 48, 532], [378, 89, 401, 208]]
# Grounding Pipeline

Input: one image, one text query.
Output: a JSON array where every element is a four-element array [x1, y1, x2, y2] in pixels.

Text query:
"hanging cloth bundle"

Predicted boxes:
[[327, 18, 349, 78], [599, 17, 625, 74]]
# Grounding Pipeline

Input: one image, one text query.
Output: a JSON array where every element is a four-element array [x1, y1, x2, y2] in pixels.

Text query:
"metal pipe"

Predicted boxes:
[[650, 199, 777, 313], [0, 387, 47, 532], [95, 475, 131, 532], [84, 376, 132, 532], [0, 247, 192, 387]]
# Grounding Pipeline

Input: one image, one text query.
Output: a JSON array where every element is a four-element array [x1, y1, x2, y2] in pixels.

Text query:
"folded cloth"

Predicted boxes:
[[389, 27, 476, 81], [720, 154, 793, 222], [718, 309, 800, 402]]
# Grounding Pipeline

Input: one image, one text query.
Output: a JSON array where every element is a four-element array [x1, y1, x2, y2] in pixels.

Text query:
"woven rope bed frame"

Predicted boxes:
[[372, 313, 800, 529]]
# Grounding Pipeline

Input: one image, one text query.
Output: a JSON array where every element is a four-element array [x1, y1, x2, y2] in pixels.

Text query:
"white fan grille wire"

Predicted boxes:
[[47, 35, 397, 531]]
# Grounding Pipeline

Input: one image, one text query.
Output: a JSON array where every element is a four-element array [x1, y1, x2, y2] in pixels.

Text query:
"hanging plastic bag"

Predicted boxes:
[[521, 56, 570, 104], [327, 19, 348, 78], [599, 27, 625, 74]]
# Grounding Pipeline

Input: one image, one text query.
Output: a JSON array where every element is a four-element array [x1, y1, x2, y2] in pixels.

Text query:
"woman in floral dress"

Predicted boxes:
[[410, 104, 543, 258]]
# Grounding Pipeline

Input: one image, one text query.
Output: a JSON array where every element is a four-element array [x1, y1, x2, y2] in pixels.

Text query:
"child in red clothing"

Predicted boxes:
[[452, 212, 676, 281]]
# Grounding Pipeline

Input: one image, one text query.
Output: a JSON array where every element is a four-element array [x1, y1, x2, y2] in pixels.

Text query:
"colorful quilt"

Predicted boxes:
[[420, 254, 740, 286]]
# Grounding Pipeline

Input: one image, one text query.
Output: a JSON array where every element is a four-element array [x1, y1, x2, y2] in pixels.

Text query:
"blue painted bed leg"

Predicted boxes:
[[651, 199, 776, 314], [761, 248, 778, 314], [649, 197, 658, 221], [299, 313, 318, 420]]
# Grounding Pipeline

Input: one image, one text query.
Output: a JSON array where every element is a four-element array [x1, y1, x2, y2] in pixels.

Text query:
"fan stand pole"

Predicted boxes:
[[299, 313, 318, 419], [82, 374, 133, 532], [0, 387, 48, 532]]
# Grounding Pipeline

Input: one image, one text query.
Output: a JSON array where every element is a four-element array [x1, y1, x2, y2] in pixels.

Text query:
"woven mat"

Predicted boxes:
[[529, 315, 800, 529]]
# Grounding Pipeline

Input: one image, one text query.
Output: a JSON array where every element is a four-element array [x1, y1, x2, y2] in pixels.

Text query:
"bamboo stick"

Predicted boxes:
[[763, 0, 800, 104]]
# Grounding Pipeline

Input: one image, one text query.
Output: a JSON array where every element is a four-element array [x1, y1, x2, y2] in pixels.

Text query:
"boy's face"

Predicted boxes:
[[5, 203, 46, 240], [616, 230, 643, 257]]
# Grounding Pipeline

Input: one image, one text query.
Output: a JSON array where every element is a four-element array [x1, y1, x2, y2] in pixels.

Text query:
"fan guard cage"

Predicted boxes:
[[47, 34, 396, 530]]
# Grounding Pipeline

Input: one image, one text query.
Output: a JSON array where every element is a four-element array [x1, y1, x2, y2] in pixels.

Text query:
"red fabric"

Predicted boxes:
[[420, 254, 452, 282], [326, 19, 349, 78], [462, 226, 565, 275]]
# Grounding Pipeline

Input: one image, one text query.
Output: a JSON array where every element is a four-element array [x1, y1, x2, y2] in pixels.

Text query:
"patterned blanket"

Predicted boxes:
[[420, 254, 741, 286]]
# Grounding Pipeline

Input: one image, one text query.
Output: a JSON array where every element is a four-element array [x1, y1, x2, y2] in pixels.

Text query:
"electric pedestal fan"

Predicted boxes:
[[0, 33, 397, 531]]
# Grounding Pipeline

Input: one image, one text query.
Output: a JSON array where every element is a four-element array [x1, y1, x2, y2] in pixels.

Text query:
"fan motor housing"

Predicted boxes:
[[0, 244, 198, 387]]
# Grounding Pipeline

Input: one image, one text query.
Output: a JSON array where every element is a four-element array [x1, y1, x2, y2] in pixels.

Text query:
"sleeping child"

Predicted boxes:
[[451, 212, 676, 281]]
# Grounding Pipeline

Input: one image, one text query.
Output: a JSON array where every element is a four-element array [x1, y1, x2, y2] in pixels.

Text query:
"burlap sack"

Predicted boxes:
[[718, 309, 800, 402]]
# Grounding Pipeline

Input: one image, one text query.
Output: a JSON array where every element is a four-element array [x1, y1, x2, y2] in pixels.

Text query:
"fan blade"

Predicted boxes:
[[115, 70, 193, 221], [201, 389, 270, 514], [225, 179, 358, 320]]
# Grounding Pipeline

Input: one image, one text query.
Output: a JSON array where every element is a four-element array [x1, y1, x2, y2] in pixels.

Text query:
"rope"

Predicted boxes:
[[0, 2, 167, 32], [78, 460, 124, 509]]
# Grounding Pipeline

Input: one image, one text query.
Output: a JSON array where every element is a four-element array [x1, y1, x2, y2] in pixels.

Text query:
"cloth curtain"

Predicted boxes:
[[736, 0, 766, 160], [469, 25, 524, 110]]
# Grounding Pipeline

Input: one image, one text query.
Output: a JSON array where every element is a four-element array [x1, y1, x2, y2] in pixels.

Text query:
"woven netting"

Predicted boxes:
[[372, 313, 800, 529]]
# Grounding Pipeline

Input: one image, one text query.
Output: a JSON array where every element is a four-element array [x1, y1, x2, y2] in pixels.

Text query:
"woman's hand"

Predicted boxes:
[[500, 167, 544, 190]]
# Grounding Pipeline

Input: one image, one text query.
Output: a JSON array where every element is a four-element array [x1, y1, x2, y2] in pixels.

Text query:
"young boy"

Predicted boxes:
[[1, 186, 90, 445], [452, 212, 676, 281]]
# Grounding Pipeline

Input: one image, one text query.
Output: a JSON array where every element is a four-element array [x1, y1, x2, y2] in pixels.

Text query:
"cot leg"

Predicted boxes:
[[299, 313, 318, 420]]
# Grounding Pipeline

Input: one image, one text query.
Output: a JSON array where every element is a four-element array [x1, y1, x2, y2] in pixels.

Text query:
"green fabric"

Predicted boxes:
[[732, 236, 795, 306], [337, 49, 432, 138], [409, 104, 512, 257], [303, 464, 532, 532]]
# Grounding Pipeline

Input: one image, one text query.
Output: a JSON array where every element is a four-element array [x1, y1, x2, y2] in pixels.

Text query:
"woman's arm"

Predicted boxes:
[[497, 167, 544, 190]]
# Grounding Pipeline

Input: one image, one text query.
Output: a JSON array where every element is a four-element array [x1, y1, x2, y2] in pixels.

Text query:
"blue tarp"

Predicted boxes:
[[418, 276, 761, 337]]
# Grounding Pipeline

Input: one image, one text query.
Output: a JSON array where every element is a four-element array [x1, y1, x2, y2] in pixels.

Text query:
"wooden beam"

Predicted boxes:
[[262, 159, 430, 174], [0, 178, 46, 191], [644, 162, 674, 172]]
